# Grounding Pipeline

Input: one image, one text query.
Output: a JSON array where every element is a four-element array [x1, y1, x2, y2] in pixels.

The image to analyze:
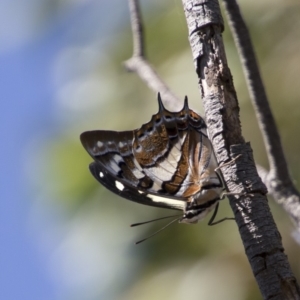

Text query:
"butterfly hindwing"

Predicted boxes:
[[81, 130, 140, 186], [131, 96, 220, 201], [89, 162, 184, 210]]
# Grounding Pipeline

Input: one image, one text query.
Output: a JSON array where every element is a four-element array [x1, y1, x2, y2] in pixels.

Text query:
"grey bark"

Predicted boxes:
[[181, 0, 300, 299]]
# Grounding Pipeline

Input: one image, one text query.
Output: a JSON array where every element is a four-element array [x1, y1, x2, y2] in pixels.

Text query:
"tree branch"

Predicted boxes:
[[124, 0, 181, 109], [125, 0, 300, 297], [127, 0, 144, 57], [221, 0, 300, 231], [181, 0, 300, 298]]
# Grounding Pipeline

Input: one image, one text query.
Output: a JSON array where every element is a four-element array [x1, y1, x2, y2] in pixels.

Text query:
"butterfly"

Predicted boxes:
[[80, 93, 224, 226]]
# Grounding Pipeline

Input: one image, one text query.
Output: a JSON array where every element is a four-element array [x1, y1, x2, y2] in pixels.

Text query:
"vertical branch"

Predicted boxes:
[[221, 0, 285, 179], [181, 0, 300, 298], [221, 0, 300, 229]]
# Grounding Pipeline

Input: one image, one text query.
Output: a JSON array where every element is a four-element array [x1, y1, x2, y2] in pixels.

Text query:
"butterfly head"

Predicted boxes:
[[180, 200, 219, 224]]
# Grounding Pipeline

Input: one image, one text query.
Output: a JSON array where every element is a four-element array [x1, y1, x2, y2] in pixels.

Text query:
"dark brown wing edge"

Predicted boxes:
[[89, 162, 183, 211]]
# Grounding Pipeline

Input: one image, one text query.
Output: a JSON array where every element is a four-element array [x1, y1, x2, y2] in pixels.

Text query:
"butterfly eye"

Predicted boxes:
[[185, 212, 195, 219], [147, 126, 153, 133], [155, 117, 161, 124]]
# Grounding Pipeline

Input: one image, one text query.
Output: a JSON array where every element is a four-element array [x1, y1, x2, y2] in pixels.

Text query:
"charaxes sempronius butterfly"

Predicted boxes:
[[80, 94, 224, 227]]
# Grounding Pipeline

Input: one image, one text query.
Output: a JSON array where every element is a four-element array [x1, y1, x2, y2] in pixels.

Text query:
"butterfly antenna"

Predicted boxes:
[[135, 217, 181, 245], [131, 214, 182, 227]]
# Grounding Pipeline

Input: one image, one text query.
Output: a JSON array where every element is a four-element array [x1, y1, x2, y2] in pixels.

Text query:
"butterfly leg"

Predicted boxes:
[[214, 154, 242, 172], [215, 172, 250, 200], [207, 202, 235, 226], [221, 191, 254, 199]]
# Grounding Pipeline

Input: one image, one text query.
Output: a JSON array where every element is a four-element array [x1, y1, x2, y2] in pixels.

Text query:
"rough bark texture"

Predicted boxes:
[[222, 0, 300, 232], [182, 0, 300, 299]]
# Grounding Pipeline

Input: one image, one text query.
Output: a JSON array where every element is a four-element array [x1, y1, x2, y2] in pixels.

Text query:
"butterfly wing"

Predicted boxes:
[[132, 96, 221, 203], [80, 130, 185, 211], [80, 94, 222, 217], [88, 161, 185, 210]]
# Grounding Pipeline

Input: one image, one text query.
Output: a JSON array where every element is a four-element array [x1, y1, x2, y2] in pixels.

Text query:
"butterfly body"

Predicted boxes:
[[80, 94, 223, 224]]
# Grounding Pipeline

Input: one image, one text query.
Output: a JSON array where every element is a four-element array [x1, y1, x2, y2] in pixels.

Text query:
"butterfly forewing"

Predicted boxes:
[[80, 94, 223, 223], [80, 130, 186, 211], [81, 130, 140, 185]]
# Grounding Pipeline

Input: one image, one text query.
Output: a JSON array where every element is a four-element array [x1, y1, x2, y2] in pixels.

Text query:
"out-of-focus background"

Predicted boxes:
[[1, 0, 300, 299]]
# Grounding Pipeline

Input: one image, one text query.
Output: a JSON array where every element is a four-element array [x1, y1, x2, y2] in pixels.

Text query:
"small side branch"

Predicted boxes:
[[124, 0, 181, 108], [127, 0, 144, 57], [222, 0, 300, 229]]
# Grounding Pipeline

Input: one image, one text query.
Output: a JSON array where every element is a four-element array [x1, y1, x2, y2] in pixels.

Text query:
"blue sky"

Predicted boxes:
[[0, 1, 128, 298], [1, 27, 60, 300]]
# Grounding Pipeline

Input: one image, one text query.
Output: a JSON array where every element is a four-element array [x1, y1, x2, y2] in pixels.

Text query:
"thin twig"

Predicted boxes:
[[125, 0, 181, 109], [221, 0, 286, 179], [222, 0, 300, 229], [127, 0, 144, 57], [257, 164, 300, 232]]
